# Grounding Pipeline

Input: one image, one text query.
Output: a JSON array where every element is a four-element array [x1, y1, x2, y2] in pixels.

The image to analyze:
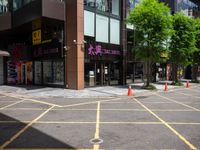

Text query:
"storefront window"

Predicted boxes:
[[110, 62, 120, 85], [96, 0, 109, 12], [34, 61, 42, 84], [43, 60, 64, 85], [84, 0, 95, 8], [111, 0, 119, 16], [43, 61, 52, 84], [13, 0, 35, 11], [0, 0, 9, 15], [53, 61, 64, 85]]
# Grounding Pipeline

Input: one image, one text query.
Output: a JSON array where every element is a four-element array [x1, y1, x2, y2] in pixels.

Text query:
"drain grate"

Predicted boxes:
[[90, 138, 103, 144]]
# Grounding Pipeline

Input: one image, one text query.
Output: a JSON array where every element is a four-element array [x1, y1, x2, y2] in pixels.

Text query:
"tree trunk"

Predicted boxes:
[[146, 60, 151, 87], [192, 64, 198, 82], [172, 63, 178, 83]]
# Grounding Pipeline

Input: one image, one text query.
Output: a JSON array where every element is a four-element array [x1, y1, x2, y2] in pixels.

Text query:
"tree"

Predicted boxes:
[[128, 0, 172, 87], [192, 18, 200, 82], [169, 13, 196, 83]]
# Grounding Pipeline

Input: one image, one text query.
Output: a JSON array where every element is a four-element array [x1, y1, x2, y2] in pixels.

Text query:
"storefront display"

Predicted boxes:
[[34, 61, 42, 84], [0, 57, 4, 84], [43, 60, 64, 85]]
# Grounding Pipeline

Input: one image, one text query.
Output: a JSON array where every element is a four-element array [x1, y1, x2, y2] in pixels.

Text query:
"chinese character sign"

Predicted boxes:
[[88, 44, 120, 56]]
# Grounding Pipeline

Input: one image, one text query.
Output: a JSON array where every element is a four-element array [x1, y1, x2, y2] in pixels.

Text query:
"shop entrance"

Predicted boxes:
[[95, 62, 110, 86], [21, 64, 26, 84], [85, 61, 120, 87]]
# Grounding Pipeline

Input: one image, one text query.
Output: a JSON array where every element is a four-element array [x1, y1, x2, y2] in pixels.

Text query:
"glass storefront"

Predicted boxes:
[[0, 0, 9, 15], [43, 60, 64, 85], [84, 0, 120, 16], [13, 0, 36, 11], [85, 61, 120, 87]]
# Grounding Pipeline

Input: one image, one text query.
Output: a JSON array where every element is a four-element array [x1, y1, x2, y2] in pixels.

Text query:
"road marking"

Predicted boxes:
[[93, 101, 101, 150], [2, 108, 48, 110], [154, 93, 200, 111], [0, 93, 61, 107], [178, 91, 200, 99], [62, 97, 122, 108], [1, 120, 200, 125], [0, 100, 25, 110], [0, 105, 55, 149], [132, 97, 198, 150], [6, 148, 98, 150]]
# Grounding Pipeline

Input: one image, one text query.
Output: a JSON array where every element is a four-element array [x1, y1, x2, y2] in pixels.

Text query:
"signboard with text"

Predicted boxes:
[[32, 30, 41, 45]]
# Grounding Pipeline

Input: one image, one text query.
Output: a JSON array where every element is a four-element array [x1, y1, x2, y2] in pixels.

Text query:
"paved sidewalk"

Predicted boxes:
[[0, 82, 192, 98]]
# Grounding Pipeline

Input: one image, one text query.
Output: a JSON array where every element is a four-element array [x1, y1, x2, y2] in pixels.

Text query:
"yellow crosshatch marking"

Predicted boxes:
[[154, 93, 200, 111], [0, 105, 55, 149], [132, 97, 198, 150]]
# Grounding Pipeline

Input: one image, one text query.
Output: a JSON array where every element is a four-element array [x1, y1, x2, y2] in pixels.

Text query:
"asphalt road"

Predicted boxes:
[[0, 85, 200, 150]]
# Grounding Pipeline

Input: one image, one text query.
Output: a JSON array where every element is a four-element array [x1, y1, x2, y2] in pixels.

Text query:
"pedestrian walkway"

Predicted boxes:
[[0, 81, 194, 98]]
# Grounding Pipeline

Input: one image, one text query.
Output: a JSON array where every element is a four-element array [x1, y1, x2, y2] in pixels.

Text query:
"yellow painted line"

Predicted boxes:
[[178, 91, 200, 99], [101, 102, 137, 103], [0, 100, 25, 110], [3, 108, 48, 110], [23, 98, 61, 107], [37, 121, 96, 124], [169, 122, 200, 125], [0, 121, 30, 124], [132, 97, 198, 150], [1, 93, 62, 107], [1, 120, 200, 125], [0, 105, 55, 149], [62, 97, 122, 108], [6, 148, 93, 150], [152, 109, 196, 112], [154, 93, 200, 111], [93, 101, 101, 150]]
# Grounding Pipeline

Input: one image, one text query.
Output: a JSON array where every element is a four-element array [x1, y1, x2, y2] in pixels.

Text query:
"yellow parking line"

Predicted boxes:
[[62, 98, 122, 108], [178, 92, 200, 99], [1, 120, 200, 125], [132, 97, 198, 150], [1, 93, 61, 107], [93, 101, 101, 150], [0, 105, 55, 149], [3, 108, 48, 110], [0, 100, 25, 110], [46, 148, 84, 150], [169, 122, 200, 125], [154, 93, 200, 111]]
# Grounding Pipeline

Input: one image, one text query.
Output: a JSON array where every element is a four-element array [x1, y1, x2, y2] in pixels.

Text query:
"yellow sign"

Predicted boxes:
[[32, 30, 41, 45]]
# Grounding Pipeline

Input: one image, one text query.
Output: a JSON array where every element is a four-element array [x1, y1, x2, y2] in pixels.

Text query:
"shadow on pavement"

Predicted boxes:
[[0, 113, 76, 149]]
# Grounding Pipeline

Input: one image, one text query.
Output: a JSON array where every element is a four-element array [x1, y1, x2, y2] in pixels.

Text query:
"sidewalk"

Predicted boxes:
[[0, 81, 189, 98]]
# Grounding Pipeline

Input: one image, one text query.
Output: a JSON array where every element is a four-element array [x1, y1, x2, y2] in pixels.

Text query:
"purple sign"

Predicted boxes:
[[88, 44, 121, 56]]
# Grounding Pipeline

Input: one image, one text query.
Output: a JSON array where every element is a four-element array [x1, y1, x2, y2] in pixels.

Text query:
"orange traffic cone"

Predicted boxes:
[[164, 83, 168, 91], [186, 81, 190, 88], [128, 85, 133, 96]]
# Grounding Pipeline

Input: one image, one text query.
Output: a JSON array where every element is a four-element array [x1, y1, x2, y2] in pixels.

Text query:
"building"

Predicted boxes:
[[0, 0, 124, 89], [0, 0, 199, 89]]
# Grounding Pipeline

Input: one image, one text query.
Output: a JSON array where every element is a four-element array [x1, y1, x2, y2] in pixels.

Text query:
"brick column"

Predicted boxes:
[[65, 0, 84, 90]]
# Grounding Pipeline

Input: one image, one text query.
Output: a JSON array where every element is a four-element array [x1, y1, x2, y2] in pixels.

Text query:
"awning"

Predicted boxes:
[[0, 50, 10, 57]]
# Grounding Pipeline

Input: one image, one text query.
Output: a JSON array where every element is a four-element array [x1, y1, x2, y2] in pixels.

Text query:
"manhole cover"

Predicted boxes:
[[90, 138, 103, 144]]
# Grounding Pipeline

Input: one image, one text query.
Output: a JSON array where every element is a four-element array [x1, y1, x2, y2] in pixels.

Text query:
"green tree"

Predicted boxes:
[[128, 0, 172, 87], [192, 18, 200, 82], [169, 13, 196, 83]]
